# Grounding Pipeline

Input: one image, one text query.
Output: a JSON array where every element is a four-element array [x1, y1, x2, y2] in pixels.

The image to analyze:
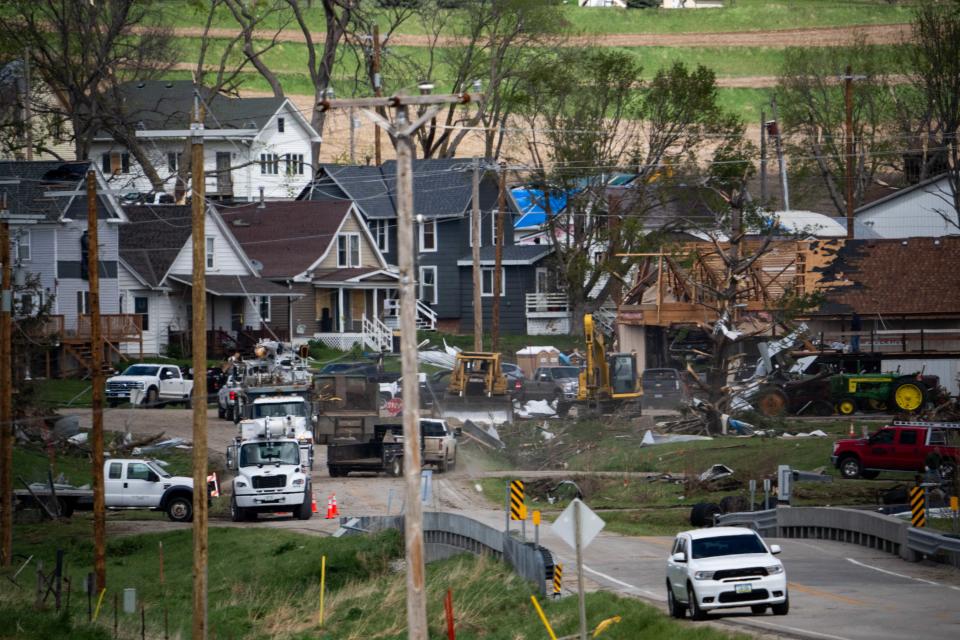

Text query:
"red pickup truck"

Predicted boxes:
[[831, 422, 959, 480]]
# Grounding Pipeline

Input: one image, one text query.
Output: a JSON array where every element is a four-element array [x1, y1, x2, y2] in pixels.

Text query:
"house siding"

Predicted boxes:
[[167, 214, 253, 277], [315, 214, 382, 271], [857, 177, 959, 238], [457, 262, 535, 335], [55, 219, 121, 317]]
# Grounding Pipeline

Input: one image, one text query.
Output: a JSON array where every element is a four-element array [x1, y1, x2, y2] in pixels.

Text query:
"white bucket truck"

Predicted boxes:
[[226, 420, 313, 522]]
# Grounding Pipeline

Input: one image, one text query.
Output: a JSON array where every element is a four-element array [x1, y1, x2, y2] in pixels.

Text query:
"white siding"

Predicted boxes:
[[16, 225, 57, 293], [858, 177, 960, 238], [247, 104, 314, 200], [167, 215, 253, 277]]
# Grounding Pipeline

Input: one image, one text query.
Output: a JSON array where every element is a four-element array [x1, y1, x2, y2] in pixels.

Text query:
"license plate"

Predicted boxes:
[[735, 584, 753, 594], [654, 393, 663, 398]]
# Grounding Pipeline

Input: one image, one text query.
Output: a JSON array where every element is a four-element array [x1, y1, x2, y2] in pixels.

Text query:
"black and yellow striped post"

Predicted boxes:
[[552, 563, 563, 598], [510, 480, 527, 522], [909, 486, 926, 528]]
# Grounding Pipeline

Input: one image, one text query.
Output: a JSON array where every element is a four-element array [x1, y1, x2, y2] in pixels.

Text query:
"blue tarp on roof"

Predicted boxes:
[[511, 187, 570, 229]]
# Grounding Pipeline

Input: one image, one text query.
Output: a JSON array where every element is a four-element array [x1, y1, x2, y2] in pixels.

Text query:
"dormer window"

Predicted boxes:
[[337, 233, 360, 268], [277, 117, 285, 133]]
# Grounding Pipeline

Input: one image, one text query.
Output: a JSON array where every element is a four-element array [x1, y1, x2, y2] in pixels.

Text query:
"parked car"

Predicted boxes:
[[642, 368, 690, 409], [501, 362, 525, 379], [831, 421, 960, 480], [106, 364, 194, 407], [666, 527, 788, 620], [524, 366, 580, 402]]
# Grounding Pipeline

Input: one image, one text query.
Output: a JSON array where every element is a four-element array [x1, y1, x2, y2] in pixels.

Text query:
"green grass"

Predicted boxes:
[[27, 379, 93, 408]]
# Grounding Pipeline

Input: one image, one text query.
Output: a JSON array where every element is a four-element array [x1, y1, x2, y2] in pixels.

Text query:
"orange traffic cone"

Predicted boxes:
[[325, 496, 335, 519], [849, 421, 855, 437], [331, 493, 339, 517], [311, 494, 318, 514]]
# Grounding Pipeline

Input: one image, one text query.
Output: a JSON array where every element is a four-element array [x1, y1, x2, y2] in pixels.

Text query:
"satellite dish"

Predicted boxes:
[[250, 259, 264, 273]]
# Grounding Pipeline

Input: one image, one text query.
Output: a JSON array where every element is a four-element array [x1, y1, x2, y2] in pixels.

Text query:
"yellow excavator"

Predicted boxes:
[[558, 313, 642, 417]]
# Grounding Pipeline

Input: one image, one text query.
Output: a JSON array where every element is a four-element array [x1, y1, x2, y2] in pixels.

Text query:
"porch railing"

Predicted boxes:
[[41, 314, 143, 342], [383, 299, 437, 331], [525, 293, 570, 315], [361, 316, 393, 353]]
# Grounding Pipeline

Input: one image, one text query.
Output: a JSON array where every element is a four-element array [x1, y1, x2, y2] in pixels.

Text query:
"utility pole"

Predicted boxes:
[[349, 107, 357, 165], [759, 109, 767, 205], [86, 171, 106, 592], [491, 163, 505, 353], [189, 97, 209, 640], [22, 49, 33, 161], [844, 66, 855, 240], [471, 158, 483, 351], [318, 90, 479, 640], [0, 212, 11, 567], [372, 25, 383, 166], [769, 97, 790, 211]]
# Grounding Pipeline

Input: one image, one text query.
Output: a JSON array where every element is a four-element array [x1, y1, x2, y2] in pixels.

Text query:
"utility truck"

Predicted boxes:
[[218, 340, 313, 422], [226, 421, 313, 522]]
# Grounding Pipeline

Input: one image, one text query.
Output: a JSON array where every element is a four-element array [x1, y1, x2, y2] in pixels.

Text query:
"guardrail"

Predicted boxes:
[[717, 506, 960, 568], [340, 512, 551, 594]]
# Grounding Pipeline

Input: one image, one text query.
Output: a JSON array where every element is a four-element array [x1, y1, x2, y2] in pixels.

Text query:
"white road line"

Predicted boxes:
[[581, 564, 664, 600], [845, 557, 941, 586], [744, 618, 855, 640]]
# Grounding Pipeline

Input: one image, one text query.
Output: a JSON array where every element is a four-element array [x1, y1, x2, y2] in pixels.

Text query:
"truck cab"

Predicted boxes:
[[227, 422, 313, 522], [831, 421, 960, 480], [104, 459, 196, 521]]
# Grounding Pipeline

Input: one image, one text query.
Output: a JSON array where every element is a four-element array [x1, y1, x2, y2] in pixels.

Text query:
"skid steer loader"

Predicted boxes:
[[440, 352, 513, 426]]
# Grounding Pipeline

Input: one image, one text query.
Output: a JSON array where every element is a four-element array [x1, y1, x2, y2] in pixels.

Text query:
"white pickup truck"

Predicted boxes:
[[106, 364, 194, 408], [14, 459, 199, 522], [421, 419, 459, 472]]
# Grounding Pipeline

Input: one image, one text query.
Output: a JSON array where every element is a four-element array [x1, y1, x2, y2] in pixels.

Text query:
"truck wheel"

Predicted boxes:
[[688, 583, 707, 620], [448, 452, 457, 472], [166, 496, 193, 522], [771, 593, 789, 616], [57, 498, 75, 518], [389, 457, 403, 477], [230, 496, 245, 523], [667, 582, 686, 619], [218, 405, 226, 420], [145, 387, 159, 408], [838, 455, 862, 479], [438, 456, 448, 474], [296, 484, 313, 521], [755, 386, 788, 417], [891, 380, 925, 412]]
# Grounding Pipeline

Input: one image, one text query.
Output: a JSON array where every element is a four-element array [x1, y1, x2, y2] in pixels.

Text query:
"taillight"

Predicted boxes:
[[515, 381, 521, 390], [229, 391, 236, 401]]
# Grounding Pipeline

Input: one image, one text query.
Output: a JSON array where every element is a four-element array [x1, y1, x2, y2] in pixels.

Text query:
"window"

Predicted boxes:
[[419, 265, 437, 304], [491, 209, 503, 246], [481, 267, 506, 297], [258, 296, 271, 322], [100, 152, 130, 175], [285, 153, 304, 176], [419, 218, 437, 252], [16, 229, 29, 261], [167, 152, 182, 172], [337, 233, 360, 268], [15, 292, 40, 317], [277, 117, 285, 133], [108, 463, 123, 480], [871, 429, 895, 445], [206, 236, 215, 269], [126, 462, 152, 481], [371, 219, 389, 252], [77, 290, 90, 315], [899, 430, 919, 445], [259, 153, 279, 175], [134, 296, 149, 332]]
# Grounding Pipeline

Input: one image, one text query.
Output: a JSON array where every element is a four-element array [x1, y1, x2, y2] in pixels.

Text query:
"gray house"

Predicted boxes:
[[299, 159, 531, 332], [0, 160, 139, 375]]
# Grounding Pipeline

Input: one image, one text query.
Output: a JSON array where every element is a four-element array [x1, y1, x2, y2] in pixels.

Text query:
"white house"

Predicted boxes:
[[89, 80, 320, 202], [854, 174, 960, 239]]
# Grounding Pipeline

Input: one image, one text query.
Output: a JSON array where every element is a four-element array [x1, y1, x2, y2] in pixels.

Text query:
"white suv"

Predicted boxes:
[[666, 526, 788, 620]]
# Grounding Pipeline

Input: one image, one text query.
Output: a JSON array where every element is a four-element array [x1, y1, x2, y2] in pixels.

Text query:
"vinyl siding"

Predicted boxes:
[[56, 219, 120, 316], [316, 214, 382, 270], [167, 214, 253, 277], [457, 263, 536, 335]]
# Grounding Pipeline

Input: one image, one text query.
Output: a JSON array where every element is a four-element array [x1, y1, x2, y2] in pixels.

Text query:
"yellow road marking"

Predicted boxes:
[[787, 582, 869, 607]]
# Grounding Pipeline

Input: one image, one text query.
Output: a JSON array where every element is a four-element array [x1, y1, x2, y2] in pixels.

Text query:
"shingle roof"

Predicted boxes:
[[218, 201, 353, 278], [0, 160, 116, 222], [167, 274, 299, 297], [813, 237, 960, 316], [303, 158, 480, 219], [119, 205, 193, 287], [607, 183, 722, 231], [456, 244, 553, 266]]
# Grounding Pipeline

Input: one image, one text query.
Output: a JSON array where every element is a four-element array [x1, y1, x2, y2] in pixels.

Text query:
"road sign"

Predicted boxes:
[[910, 486, 926, 528], [552, 563, 563, 597], [510, 480, 526, 521], [551, 498, 605, 551]]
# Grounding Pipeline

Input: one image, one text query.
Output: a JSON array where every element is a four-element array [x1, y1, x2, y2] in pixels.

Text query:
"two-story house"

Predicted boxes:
[[300, 159, 551, 334], [118, 203, 299, 357], [1, 160, 140, 375], [89, 80, 320, 202]]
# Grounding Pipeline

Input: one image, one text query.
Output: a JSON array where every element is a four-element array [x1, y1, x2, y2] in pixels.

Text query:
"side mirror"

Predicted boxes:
[[226, 445, 236, 470], [671, 552, 686, 563], [769, 544, 781, 555], [147, 472, 159, 482]]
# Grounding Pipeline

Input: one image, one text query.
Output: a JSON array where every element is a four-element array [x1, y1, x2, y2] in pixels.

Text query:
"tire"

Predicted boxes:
[[687, 583, 707, 620], [108, 400, 120, 409], [755, 386, 789, 417], [838, 455, 862, 479], [750, 605, 767, 615], [860, 470, 880, 480], [667, 582, 686, 619], [719, 495, 750, 514], [230, 496, 245, 523], [166, 496, 193, 522], [448, 451, 457, 472], [836, 397, 857, 416], [145, 387, 159, 408], [57, 498, 75, 519], [689, 502, 721, 527], [771, 594, 789, 616], [225, 405, 234, 422], [296, 485, 312, 521], [218, 405, 226, 420], [891, 380, 926, 413], [438, 455, 449, 474], [389, 456, 403, 477]]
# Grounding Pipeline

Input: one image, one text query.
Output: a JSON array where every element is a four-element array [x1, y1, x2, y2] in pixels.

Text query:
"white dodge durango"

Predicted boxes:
[[666, 526, 788, 619]]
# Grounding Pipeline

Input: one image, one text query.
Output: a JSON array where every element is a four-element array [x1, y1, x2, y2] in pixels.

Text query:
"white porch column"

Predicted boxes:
[[373, 288, 379, 320], [337, 287, 344, 333]]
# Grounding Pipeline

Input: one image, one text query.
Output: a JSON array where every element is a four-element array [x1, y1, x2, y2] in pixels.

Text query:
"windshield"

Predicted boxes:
[[122, 365, 160, 376], [239, 442, 300, 466], [691, 534, 767, 559], [253, 402, 307, 418], [643, 369, 678, 381], [551, 367, 580, 380], [421, 421, 446, 437], [147, 462, 171, 478]]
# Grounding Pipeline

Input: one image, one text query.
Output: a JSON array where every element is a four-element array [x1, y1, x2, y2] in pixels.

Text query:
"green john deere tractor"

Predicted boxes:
[[828, 372, 937, 415]]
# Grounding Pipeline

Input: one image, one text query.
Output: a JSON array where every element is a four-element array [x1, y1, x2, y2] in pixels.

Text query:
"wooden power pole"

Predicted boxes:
[[86, 171, 107, 591], [190, 98, 209, 640], [471, 158, 483, 351], [372, 24, 383, 166], [760, 109, 768, 205], [844, 65, 855, 240], [318, 90, 480, 640], [769, 97, 790, 212], [491, 163, 505, 353], [0, 213, 11, 567]]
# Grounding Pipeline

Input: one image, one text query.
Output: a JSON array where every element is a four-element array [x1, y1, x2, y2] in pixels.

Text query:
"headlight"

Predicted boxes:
[[292, 478, 305, 486], [134, 381, 145, 389], [694, 571, 714, 580], [766, 564, 784, 575], [236, 481, 247, 488]]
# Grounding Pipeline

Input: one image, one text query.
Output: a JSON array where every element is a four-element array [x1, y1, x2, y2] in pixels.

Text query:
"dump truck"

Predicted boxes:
[[313, 374, 384, 444]]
